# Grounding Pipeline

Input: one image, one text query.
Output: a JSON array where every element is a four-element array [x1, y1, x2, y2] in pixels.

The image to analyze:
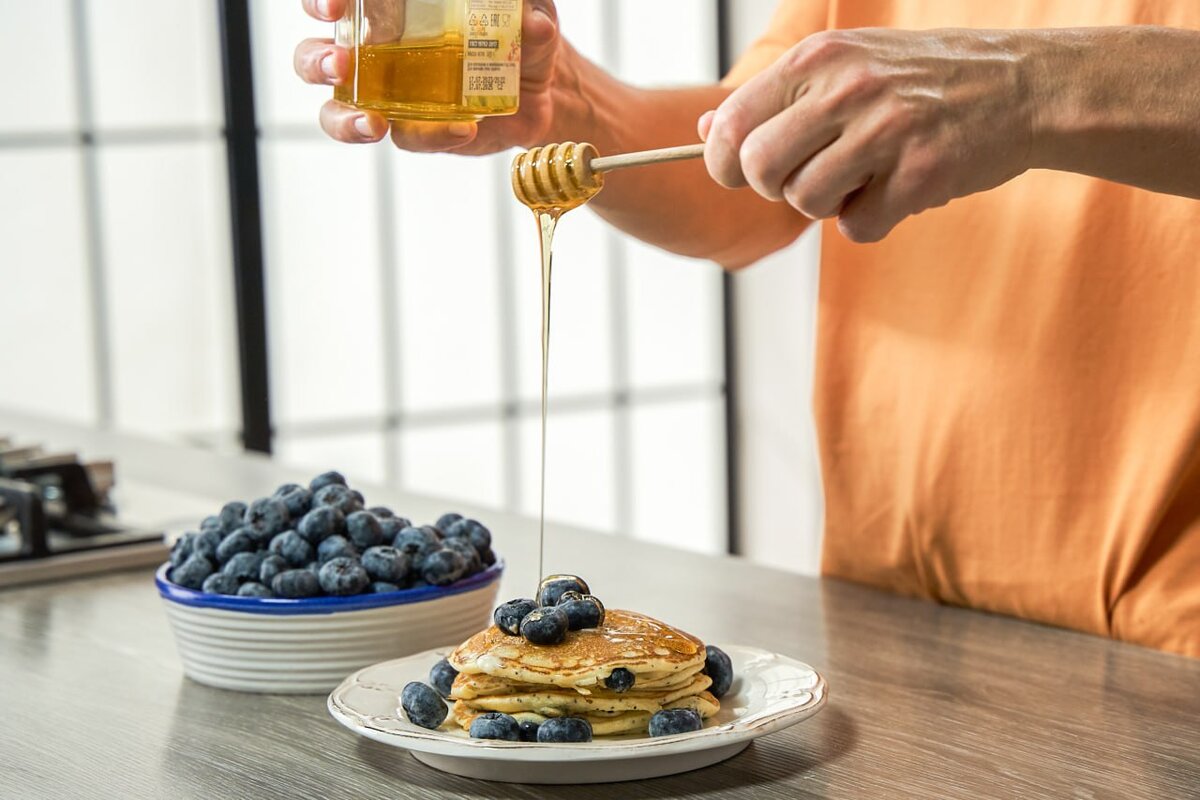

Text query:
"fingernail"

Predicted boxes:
[[354, 116, 375, 137], [321, 53, 337, 79], [447, 122, 473, 138], [316, 0, 332, 17]]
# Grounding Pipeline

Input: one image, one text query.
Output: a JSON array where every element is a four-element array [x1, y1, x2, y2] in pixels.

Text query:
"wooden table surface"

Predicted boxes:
[[2, 411, 1198, 799]]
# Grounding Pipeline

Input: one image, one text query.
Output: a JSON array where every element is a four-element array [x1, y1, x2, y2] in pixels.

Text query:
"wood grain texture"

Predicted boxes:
[[1, 410, 1198, 799]]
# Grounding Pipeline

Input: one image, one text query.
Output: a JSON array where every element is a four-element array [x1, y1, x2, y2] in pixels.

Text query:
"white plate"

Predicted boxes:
[[327, 644, 827, 784]]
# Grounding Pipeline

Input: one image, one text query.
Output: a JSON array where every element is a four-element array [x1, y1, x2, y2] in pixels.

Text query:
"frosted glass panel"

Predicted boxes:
[[518, 409, 616, 532], [261, 139, 385, 425], [399, 420, 505, 508], [0, 150, 95, 423], [630, 398, 725, 554], [511, 206, 613, 401], [250, 0, 334, 129], [87, 0, 222, 129], [392, 151, 503, 412], [98, 142, 237, 436], [625, 240, 723, 389], [274, 431, 387, 486], [614, 0, 717, 85], [0, 0, 76, 133]]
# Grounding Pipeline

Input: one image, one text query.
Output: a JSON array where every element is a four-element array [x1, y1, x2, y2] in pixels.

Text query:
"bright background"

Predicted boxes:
[[0, 0, 823, 572]]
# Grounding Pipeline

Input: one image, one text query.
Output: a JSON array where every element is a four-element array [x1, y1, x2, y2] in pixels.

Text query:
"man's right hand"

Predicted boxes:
[[294, 0, 562, 154]]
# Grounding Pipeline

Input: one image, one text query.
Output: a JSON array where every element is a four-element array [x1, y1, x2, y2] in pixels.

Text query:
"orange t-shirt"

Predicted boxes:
[[731, 1, 1200, 657]]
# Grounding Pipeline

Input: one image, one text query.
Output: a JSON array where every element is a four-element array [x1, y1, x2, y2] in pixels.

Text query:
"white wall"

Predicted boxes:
[[728, 1, 825, 575]]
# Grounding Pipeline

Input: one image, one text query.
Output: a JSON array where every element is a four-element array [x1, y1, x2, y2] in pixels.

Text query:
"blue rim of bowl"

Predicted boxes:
[[155, 559, 504, 616]]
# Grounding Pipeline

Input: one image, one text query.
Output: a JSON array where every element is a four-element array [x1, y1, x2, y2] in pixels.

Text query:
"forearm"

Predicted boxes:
[[1028, 26, 1200, 198], [544, 41, 808, 269]]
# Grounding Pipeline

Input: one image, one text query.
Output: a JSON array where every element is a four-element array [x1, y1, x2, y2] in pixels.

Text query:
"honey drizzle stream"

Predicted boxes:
[[535, 208, 560, 582]]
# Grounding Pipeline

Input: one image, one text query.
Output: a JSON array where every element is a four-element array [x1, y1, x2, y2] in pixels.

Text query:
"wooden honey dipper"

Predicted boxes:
[[511, 141, 706, 211]]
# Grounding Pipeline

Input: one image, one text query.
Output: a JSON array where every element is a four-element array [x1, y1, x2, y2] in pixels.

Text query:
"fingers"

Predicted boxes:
[[780, 137, 872, 220], [319, 100, 389, 143], [704, 62, 805, 188], [697, 110, 714, 141], [739, 100, 841, 202], [295, 38, 347, 85], [389, 119, 480, 152], [301, 0, 348, 22], [836, 176, 904, 243]]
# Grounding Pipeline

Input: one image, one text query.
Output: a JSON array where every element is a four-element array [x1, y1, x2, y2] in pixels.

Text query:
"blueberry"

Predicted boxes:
[[269, 530, 314, 567], [401, 682, 447, 730], [469, 712, 520, 741], [442, 537, 482, 575], [560, 595, 605, 631], [518, 720, 541, 742], [171, 554, 214, 589], [536, 575, 590, 607], [436, 512, 463, 531], [192, 530, 221, 562], [378, 516, 407, 541], [345, 511, 384, 549], [169, 533, 195, 568], [421, 549, 466, 586], [361, 546, 410, 584], [271, 569, 321, 599], [244, 497, 290, 538], [309, 470, 346, 493], [223, 550, 266, 583], [259, 554, 288, 586], [370, 581, 400, 593], [537, 717, 592, 743], [313, 484, 360, 515], [237, 582, 273, 598], [520, 607, 569, 645], [393, 527, 440, 566], [317, 534, 359, 563], [218, 501, 248, 534], [296, 506, 345, 545], [306, 561, 322, 577], [215, 529, 257, 565], [428, 658, 458, 700], [558, 590, 584, 604], [494, 598, 538, 636], [367, 506, 395, 519], [200, 515, 223, 536], [319, 556, 371, 596], [446, 519, 492, 553], [648, 709, 703, 737], [604, 668, 635, 693], [350, 489, 365, 507], [704, 645, 734, 699], [202, 572, 241, 595], [479, 547, 497, 567], [274, 483, 313, 519]]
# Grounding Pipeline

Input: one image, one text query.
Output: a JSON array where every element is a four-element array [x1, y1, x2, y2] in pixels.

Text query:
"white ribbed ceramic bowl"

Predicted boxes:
[[155, 560, 503, 694]]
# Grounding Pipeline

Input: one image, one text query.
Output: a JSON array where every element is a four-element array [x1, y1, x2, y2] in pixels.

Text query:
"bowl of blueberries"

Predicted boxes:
[[155, 471, 503, 694]]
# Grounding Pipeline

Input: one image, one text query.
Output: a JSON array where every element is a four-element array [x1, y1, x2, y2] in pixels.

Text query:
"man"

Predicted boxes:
[[295, 1, 1200, 657]]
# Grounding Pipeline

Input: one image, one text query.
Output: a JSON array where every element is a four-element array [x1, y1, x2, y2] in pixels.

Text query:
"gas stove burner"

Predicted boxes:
[[0, 438, 166, 587]]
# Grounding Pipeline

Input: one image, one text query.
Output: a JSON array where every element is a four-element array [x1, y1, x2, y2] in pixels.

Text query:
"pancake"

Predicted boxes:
[[451, 663, 708, 700], [448, 609, 706, 691], [452, 691, 720, 737], [455, 672, 714, 716]]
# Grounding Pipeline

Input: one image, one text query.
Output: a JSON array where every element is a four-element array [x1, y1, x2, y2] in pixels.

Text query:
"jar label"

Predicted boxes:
[[463, 0, 522, 102]]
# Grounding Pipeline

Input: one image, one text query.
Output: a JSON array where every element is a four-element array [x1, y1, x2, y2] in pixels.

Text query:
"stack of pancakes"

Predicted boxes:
[[447, 609, 719, 736]]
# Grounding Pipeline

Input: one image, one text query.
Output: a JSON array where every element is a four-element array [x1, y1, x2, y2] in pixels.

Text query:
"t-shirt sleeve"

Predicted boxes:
[[722, 0, 831, 86]]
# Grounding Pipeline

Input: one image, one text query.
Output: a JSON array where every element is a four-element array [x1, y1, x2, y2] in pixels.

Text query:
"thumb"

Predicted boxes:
[[521, 0, 559, 86]]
